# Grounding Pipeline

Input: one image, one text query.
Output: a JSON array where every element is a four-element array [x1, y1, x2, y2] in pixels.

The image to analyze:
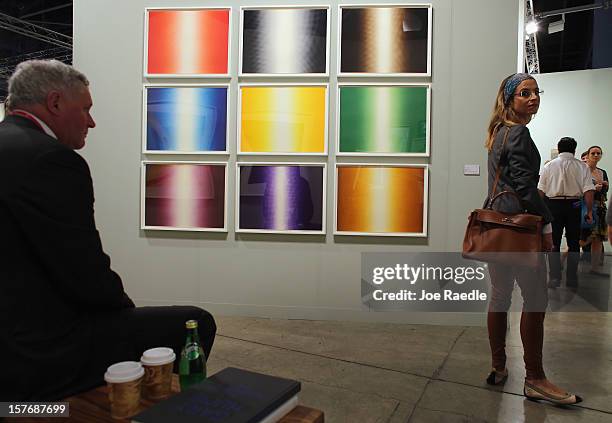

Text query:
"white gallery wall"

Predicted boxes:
[[73, 0, 520, 325], [529, 68, 612, 173]]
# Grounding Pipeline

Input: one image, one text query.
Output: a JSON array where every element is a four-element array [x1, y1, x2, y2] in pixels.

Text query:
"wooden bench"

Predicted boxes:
[[7, 375, 323, 423]]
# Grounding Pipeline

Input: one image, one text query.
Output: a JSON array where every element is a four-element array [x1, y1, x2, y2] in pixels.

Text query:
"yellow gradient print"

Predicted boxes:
[[337, 166, 424, 233], [241, 86, 326, 153]]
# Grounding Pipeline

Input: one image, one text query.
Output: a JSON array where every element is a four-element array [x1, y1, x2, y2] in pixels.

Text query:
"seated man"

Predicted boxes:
[[0, 60, 216, 401]]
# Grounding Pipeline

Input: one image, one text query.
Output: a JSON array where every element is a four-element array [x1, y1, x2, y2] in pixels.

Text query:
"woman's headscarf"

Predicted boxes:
[[503, 73, 534, 105]]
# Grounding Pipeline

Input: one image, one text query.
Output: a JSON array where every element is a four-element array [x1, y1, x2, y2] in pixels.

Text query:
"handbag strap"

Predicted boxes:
[[489, 126, 510, 200]]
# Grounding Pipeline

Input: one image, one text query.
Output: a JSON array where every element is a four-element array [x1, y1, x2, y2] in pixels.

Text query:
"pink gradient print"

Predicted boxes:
[[145, 163, 225, 229]]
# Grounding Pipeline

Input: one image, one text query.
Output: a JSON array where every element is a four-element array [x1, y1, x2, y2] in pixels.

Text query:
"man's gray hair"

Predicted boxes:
[[7, 60, 89, 110]]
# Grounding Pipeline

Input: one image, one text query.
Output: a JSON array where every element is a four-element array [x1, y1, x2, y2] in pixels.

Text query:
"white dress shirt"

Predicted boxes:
[[538, 152, 595, 197]]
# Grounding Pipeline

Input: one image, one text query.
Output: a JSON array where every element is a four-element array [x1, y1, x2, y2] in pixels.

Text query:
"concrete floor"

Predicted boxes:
[[206, 267, 612, 422]]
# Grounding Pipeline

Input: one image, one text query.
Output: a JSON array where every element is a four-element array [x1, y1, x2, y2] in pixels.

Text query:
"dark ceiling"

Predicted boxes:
[[0, 1, 610, 100], [532, 0, 612, 73], [0, 1, 72, 100]]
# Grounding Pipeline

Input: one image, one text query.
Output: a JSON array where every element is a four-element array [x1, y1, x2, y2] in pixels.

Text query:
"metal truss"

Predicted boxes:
[[0, 11, 72, 49], [536, 0, 611, 18], [524, 0, 540, 74], [0, 48, 73, 82]]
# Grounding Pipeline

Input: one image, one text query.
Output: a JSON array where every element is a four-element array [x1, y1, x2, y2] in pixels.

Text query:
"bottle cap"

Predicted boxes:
[[104, 361, 144, 384], [185, 320, 198, 329], [140, 347, 176, 366]]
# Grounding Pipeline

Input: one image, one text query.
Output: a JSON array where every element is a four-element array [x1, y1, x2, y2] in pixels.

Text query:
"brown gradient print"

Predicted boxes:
[[340, 7, 429, 74]]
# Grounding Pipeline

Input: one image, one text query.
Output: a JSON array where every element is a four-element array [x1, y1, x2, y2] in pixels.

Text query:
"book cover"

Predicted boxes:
[[132, 367, 301, 423]]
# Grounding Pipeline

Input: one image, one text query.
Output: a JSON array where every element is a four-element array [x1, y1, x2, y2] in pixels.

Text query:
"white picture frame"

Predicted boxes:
[[334, 163, 429, 237], [143, 6, 232, 79], [141, 160, 228, 232], [239, 5, 331, 77], [236, 162, 327, 234], [337, 3, 432, 77]]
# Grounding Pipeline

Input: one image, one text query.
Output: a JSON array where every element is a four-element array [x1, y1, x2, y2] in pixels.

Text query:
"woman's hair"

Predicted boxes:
[[587, 145, 603, 155], [484, 74, 535, 151]]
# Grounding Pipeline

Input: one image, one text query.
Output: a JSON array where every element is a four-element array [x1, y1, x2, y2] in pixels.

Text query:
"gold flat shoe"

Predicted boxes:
[[524, 381, 583, 405]]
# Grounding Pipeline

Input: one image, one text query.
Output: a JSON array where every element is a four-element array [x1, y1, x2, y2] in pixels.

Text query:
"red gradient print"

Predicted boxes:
[[147, 9, 229, 75]]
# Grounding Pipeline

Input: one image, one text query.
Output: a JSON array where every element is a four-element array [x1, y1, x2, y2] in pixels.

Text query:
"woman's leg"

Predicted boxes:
[[520, 311, 546, 380], [487, 312, 508, 372], [591, 239, 603, 272], [487, 264, 514, 372], [516, 259, 579, 400], [515, 260, 548, 380]]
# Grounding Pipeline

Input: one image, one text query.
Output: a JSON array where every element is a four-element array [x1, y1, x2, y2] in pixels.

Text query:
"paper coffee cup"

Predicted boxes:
[[140, 347, 176, 401], [104, 361, 144, 419]]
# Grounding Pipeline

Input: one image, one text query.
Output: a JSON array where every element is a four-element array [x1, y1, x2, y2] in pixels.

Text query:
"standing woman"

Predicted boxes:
[[581, 146, 608, 275], [484, 73, 582, 404]]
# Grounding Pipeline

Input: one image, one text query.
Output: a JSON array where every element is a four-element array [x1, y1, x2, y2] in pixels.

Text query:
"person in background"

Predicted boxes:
[[608, 195, 612, 246], [0, 60, 216, 401], [538, 137, 594, 288], [580, 146, 609, 276], [483, 73, 581, 405], [581, 151, 588, 162], [579, 151, 593, 262]]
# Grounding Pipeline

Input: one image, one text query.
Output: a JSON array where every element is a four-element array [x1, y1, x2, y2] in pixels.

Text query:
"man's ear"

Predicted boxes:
[[46, 91, 62, 116]]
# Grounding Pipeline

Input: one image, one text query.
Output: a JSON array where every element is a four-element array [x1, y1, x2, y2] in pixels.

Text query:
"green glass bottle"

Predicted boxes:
[[178, 320, 207, 390]]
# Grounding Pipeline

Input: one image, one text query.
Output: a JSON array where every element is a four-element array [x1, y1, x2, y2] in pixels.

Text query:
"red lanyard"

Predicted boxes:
[[10, 110, 45, 132]]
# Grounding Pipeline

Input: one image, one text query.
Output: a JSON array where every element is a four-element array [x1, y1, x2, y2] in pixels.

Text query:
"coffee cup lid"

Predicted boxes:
[[140, 347, 176, 366], [104, 361, 145, 384]]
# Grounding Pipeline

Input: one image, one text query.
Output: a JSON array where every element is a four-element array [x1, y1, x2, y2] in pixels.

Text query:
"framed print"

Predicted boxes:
[[144, 7, 231, 77], [143, 84, 229, 154], [236, 163, 326, 234], [142, 161, 227, 232], [337, 83, 430, 156], [338, 4, 432, 76], [239, 6, 330, 76], [238, 84, 328, 155], [334, 164, 428, 236]]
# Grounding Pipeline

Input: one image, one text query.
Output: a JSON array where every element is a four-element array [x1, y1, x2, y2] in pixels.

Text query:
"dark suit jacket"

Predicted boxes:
[[0, 115, 132, 400], [485, 124, 553, 224]]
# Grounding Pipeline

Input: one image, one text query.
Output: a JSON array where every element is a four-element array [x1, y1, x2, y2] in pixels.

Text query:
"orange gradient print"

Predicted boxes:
[[147, 9, 229, 75], [337, 166, 425, 234]]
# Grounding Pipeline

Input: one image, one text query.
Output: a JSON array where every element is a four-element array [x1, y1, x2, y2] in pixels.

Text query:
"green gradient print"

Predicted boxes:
[[339, 86, 428, 154]]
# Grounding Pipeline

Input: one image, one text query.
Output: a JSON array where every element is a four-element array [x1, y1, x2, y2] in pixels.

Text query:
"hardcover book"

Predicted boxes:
[[132, 367, 301, 423]]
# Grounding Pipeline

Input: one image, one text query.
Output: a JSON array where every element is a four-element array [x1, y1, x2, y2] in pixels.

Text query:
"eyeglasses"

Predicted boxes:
[[515, 89, 543, 98]]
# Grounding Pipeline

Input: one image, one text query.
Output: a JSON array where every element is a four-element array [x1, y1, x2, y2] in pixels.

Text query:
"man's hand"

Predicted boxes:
[[585, 211, 594, 225], [543, 232, 553, 252]]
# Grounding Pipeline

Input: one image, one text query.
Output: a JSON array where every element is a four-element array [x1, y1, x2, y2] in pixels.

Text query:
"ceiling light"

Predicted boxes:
[[525, 20, 539, 35]]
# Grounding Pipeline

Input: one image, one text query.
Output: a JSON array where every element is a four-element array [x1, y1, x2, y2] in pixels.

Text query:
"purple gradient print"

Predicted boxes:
[[239, 165, 324, 231]]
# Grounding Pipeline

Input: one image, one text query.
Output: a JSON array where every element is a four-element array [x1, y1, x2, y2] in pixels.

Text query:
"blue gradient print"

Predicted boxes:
[[146, 86, 227, 152]]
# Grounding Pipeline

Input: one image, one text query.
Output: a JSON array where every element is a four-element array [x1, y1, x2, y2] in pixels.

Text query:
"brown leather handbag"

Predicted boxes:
[[462, 128, 543, 268]]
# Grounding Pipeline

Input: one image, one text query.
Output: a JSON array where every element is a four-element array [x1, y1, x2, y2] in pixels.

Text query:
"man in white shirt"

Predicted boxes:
[[538, 137, 595, 288]]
